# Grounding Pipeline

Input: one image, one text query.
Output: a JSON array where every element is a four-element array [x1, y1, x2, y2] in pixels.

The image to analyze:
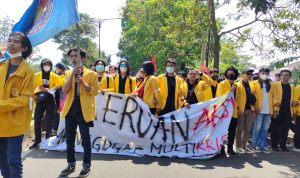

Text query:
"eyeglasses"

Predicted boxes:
[[281, 74, 290, 77]]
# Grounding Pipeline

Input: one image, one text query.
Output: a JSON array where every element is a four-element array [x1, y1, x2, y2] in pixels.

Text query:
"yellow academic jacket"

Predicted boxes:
[[250, 80, 275, 115], [235, 81, 255, 117], [272, 81, 295, 117], [34, 71, 61, 93], [216, 79, 253, 118], [99, 73, 115, 92], [61, 67, 99, 122], [0, 59, 35, 137], [114, 74, 136, 94], [157, 74, 182, 110], [180, 74, 213, 105], [58, 73, 65, 86], [216, 79, 232, 97], [139, 75, 162, 109], [293, 86, 300, 116], [204, 80, 218, 101]]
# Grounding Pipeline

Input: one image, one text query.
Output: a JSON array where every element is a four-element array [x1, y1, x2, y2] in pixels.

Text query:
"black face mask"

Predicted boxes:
[[227, 74, 236, 81], [211, 76, 218, 80]]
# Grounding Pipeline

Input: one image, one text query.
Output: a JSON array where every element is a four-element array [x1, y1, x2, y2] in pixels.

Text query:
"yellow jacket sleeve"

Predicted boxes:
[[151, 77, 162, 108], [0, 69, 35, 113], [85, 72, 99, 96], [200, 73, 213, 87], [106, 76, 115, 92], [216, 82, 224, 97], [52, 73, 62, 89]]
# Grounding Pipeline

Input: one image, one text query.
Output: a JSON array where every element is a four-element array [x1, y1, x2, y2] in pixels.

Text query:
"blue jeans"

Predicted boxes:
[[0, 135, 24, 178], [252, 114, 271, 149]]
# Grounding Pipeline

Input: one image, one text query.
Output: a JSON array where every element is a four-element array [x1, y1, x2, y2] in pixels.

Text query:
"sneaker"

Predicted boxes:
[[79, 166, 90, 178], [220, 146, 226, 155], [245, 147, 254, 154], [261, 147, 271, 153], [252, 146, 261, 153], [236, 148, 246, 154], [286, 142, 294, 148], [281, 147, 289, 152], [29, 142, 40, 150], [272, 146, 281, 152], [227, 149, 237, 155], [293, 148, 300, 153], [59, 165, 75, 177], [51, 130, 57, 136]]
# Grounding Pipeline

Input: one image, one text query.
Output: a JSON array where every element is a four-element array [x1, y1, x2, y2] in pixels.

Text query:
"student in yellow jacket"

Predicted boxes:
[[215, 66, 238, 155], [234, 69, 256, 154], [59, 48, 99, 177], [135, 61, 162, 115], [271, 70, 298, 152], [94, 59, 115, 94], [136, 68, 146, 89], [250, 68, 274, 153], [180, 68, 213, 109], [204, 68, 220, 100], [293, 83, 300, 151], [0, 32, 35, 178], [157, 58, 182, 115], [114, 60, 136, 94], [30, 58, 61, 149]]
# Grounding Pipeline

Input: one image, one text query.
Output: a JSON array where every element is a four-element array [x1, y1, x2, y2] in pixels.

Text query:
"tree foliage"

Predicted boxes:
[[223, 0, 300, 59], [246, 0, 299, 14], [219, 40, 255, 72], [291, 66, 300, 86], [118, 0, 210, 73], [0, 16, 14, 42], [53, 13, 106, 67]]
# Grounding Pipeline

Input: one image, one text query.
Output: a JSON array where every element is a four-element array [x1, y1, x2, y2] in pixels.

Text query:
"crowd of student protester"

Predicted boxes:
[[1, 32, 300, 178]]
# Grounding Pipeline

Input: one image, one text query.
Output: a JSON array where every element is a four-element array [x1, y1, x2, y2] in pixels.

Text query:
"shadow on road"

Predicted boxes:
[[24, 148, 300, 176]]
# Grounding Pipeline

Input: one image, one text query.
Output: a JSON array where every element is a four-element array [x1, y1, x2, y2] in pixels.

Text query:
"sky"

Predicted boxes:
[[0, 0, 126, 65], [0, 0, 298, 67]]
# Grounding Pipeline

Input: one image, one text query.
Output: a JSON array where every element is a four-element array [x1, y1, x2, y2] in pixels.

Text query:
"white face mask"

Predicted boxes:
[[8, 51, 22, 58], [120, 67, 127, 73], [43, 66, 51, 72], [166, 67, 174, 73], [260, 74, 269, 81]]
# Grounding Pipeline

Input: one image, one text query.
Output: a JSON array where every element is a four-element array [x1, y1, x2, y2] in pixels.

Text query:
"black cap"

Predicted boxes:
[[242, 69, 254, 74], [258, 68, 270, 73], [55, 62, 65, 70]]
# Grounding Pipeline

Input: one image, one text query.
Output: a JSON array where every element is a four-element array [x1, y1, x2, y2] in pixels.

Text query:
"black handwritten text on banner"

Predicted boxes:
[[42, 92, 234, 159]]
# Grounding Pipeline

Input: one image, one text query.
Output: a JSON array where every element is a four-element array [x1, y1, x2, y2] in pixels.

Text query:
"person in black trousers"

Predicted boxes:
[[271, 70, 298, 152], [30, 59, 61, 149]]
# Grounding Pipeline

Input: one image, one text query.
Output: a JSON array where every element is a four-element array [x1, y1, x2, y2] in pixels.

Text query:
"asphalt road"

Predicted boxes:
[[22, 149, 300, 178]]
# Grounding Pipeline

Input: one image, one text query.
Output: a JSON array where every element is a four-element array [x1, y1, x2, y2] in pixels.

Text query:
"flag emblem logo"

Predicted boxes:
[[28, 0, 54, 35]]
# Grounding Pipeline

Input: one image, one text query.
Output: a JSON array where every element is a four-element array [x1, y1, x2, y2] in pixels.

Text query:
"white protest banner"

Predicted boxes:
[[42, 92, 234, 159]]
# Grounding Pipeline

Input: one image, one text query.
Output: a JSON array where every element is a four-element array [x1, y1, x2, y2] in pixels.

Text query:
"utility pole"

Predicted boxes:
[[97, 17, 122, 58]]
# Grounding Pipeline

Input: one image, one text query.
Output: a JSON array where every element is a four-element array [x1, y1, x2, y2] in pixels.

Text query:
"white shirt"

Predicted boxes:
[[260, 83, 269, 114]]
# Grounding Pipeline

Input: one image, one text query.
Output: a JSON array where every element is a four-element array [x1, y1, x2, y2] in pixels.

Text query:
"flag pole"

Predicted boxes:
[[76, 23, 80, 95]]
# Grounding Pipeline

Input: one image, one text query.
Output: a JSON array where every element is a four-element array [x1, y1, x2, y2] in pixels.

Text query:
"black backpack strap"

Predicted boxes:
[[129, 76, 132, 93], [106, 75, 109, 89]]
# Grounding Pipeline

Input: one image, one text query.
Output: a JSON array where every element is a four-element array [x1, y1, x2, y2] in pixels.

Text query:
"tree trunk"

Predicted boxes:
[[208, 0, 220, 70]]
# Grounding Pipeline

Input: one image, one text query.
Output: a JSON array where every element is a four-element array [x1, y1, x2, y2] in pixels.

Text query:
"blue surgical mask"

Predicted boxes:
[[166, 67, 174, 73], [96, 65, 105, 72]]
